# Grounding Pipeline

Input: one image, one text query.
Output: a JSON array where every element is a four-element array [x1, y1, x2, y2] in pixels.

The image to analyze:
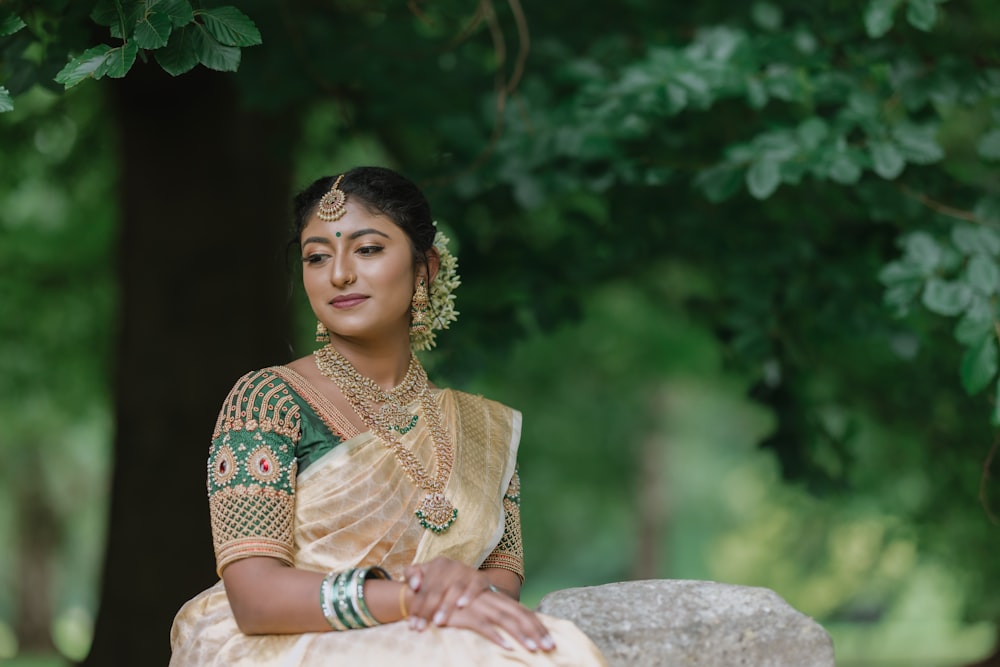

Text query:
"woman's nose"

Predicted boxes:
[[329, 255, 356, 287]]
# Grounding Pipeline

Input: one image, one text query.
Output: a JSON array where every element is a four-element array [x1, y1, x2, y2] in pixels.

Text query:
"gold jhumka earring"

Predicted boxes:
[[410, 279, 429, 334], [315, 321, 330, 342]]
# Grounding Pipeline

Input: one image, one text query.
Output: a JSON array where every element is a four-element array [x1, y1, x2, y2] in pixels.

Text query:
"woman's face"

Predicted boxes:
[[300, 201, 423, 344]]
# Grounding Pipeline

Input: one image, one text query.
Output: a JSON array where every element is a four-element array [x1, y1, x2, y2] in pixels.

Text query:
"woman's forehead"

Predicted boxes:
[[302, 203, 401, 239]]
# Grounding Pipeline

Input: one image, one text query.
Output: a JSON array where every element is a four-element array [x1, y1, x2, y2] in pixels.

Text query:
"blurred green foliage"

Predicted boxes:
[[1, 0, 999, 664]]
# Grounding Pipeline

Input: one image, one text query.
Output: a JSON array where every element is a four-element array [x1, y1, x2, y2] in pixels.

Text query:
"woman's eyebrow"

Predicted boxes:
[[348, 228, 391, 240], [302, 229, 391, 245]]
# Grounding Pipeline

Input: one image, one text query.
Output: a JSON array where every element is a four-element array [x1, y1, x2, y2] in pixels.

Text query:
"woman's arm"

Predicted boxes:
[[223, 557, 413, 634], [224, 556, 551, 652], [483, 567, 522, 601]]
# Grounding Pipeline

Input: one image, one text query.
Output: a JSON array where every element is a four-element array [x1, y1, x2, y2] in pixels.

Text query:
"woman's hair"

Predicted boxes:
[[291, 166, 435, 267]]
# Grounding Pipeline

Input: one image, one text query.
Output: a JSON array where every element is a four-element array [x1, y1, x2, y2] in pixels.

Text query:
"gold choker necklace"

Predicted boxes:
[[313, 344, 458, 534]]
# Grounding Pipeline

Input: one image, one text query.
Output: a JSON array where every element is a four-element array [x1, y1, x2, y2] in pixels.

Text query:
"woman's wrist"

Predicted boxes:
[[398, 582, 410, 619], [319, 566, 391, 630]]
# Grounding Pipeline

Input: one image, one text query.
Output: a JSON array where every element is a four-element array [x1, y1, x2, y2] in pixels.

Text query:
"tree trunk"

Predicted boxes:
[[965, 631, 1000, 667], [14, 483, 58, 653], [632, 389, 670, 580], [82, 65, 299, 666]]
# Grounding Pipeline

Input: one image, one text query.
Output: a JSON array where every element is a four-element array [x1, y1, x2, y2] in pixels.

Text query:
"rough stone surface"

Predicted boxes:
[[537, 579, 835, 667]]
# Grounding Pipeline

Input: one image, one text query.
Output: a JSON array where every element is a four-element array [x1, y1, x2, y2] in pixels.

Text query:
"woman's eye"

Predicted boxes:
[[303, 253, 327, 265], [358, 245, 383, 256]]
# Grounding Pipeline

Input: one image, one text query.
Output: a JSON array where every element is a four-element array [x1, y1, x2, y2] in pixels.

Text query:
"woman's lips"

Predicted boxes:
[[330, 294, 368, 309]]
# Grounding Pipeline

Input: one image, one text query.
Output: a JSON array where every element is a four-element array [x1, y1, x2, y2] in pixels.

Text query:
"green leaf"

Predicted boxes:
[[54, 45, 114, 89], [764, 65, 803, 102], [864, 0, 901, 38], [155, 24, 199, 75], [751, 2, 783, 31], [967, 255, 1000, 295], [746, 158, 781, 199], [906, 0, 939, 31], [993, 378, 1000, 427], [953, 223, 1000, 256], [848, 90, 880, 119], [953, 225, 983, 255], [1, 14, 26, 36], [157, 0, 195, 27], [745, 77, 768, 109], [193, 27, 241, 72], [974, 196, 1000, 226], [922, 278, 972, 316], [794, 29, 818, 54], [108, 2, 145, 39], [884, 282, 921, 316], [977, 129, 1000, 162], [134, 10, 173, 49], [695, 164, 742, 203], [797, 117, 829, 150], [756, 130, 799, 160], [0, 86, 13, 113], [904, 232, 942, 272], [90, 0, 119, 27], [829, 153, 863, 184], [892, 123, 943, 164], [870, 140, 905, 179], [878, 259, 925, 285], [954, 303, 994, 346], [960, 332, 998, 395], [197, 6, 261, 47], [105, 41, 139, 78]]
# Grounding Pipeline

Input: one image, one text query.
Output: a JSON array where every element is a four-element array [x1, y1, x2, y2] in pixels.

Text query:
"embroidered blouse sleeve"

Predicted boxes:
[[206, 369, 301, 576], [480, 466, 524, 583]]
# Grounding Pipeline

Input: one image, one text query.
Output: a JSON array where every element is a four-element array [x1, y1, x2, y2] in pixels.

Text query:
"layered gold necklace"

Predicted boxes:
[[313, 344, 458, 534]]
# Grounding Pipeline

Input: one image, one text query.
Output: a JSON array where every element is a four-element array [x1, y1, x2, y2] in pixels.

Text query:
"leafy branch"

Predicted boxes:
[[0, 0, 262, 112]]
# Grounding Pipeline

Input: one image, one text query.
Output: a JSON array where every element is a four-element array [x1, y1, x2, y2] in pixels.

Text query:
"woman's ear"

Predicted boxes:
[[422, 247, 441, 284]]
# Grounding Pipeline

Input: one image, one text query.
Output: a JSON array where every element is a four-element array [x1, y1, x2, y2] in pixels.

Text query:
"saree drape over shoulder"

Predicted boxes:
[[170, 367, 606, 666]]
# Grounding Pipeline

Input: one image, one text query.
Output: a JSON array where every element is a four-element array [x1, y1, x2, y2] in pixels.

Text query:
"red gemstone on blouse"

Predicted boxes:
[[260, 459, 270, 473]]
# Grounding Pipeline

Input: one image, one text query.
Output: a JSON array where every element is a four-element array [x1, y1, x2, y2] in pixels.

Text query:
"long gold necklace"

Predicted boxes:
[[314, 344, 458, 534]]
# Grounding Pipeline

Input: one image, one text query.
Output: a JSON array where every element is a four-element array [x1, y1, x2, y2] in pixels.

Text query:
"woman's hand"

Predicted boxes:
[[442, 588, 556, 653], [404, 556, 492, 628]]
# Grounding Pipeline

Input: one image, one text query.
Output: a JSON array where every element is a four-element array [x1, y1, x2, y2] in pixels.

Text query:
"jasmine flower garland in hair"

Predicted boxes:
[[411, 228, 460, 352]]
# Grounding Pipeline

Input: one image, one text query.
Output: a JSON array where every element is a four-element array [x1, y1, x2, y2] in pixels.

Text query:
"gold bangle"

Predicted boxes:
[[399, 584, 409, 618]]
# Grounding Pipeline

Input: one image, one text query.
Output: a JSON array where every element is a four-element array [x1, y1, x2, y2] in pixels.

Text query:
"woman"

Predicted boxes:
[[169, 166, 607, 666]]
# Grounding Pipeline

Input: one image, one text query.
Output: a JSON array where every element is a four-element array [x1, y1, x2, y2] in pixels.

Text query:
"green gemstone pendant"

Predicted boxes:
[[416, 492, 458, 534]]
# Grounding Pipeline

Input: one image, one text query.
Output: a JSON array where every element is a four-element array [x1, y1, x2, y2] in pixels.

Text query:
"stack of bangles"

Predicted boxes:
[[320, 566, 392, 630]]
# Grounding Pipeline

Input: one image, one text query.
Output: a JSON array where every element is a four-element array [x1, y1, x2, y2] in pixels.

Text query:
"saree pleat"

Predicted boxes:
[[170, 383, 606, 666]]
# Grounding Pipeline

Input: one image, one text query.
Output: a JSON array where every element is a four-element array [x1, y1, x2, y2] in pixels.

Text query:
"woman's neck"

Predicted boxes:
[[326, 335, 413, 391]]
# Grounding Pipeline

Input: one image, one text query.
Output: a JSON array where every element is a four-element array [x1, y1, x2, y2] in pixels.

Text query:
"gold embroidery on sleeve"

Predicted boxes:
[[481, 470, 524, 582], [207, 370, 301, 575], [211, 485, 296, 572]]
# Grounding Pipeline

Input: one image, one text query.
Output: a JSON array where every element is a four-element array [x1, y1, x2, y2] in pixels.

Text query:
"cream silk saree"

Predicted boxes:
[[170, 368, 606, 666]]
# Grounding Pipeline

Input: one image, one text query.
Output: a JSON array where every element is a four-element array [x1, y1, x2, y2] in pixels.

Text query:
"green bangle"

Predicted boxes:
[[355, 566, 391, 627], [335, 570, 364, 630], [320, 572, 345, 630]]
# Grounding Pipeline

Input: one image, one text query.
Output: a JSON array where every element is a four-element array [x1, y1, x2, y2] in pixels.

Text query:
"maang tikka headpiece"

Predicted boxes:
[[317, 174, 347, 221]]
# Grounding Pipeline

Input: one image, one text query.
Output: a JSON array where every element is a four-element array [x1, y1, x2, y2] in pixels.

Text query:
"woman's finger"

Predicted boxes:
[[430, 576, 487, 626], [438, 590, 553, 652], [407, 557, 482, 624], [403, 565, 423, 592], [481, 594, 555, 652], [454, 575, 489, 609], [446, 605, 515, 651]]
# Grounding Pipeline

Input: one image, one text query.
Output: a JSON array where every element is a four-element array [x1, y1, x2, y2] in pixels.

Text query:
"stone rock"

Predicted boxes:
[[537, 579, 834, 667]]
